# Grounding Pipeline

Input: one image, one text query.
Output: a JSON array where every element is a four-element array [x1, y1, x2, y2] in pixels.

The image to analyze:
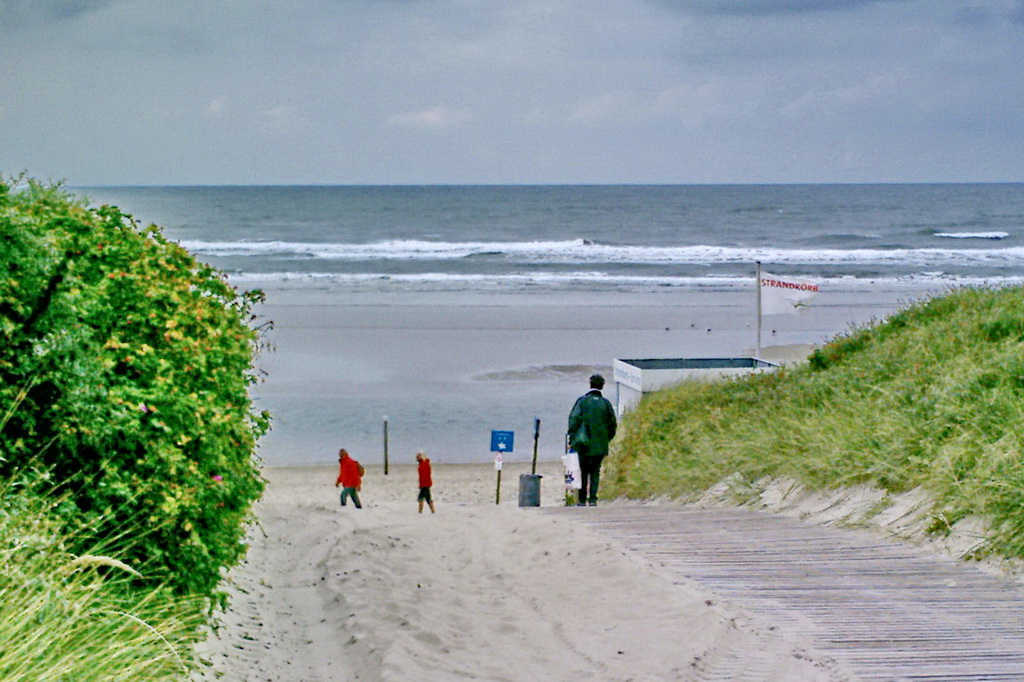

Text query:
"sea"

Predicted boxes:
[[76, 184, 1024, 467]]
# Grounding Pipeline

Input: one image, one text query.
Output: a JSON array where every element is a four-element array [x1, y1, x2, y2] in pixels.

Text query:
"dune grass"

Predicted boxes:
[[0, 480, 205, 681], [604, 285, 1024, 560]]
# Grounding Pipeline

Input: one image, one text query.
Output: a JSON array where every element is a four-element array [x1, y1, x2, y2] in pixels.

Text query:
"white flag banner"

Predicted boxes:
[[760, 271, 819, 315]]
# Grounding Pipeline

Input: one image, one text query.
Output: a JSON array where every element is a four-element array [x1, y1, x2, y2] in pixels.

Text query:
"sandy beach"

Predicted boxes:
[[190, 281, 941, 680], [192, 462, 849, 681]]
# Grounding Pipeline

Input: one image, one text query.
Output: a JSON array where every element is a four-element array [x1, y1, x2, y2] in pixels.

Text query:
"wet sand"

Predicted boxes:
[[250, 283, 927, 467]]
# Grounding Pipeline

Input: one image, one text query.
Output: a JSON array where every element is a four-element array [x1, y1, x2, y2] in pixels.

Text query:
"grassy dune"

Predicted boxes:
[[605, 285, 1024, 560]]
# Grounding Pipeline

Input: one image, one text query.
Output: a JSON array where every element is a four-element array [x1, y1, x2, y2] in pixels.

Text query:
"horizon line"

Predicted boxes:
[[70, 180, 1024, 190]]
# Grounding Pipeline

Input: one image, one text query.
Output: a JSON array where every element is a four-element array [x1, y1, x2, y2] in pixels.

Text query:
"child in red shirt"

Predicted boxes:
[[335, 448, 363, 509], [416, 451, 435, 514]]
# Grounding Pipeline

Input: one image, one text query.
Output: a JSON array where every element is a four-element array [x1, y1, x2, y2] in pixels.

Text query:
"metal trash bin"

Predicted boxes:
[[518, 474, 542, 507]]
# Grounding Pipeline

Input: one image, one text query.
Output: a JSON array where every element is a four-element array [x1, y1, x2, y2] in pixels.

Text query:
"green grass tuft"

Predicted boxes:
[[0, 480, 205, 680]]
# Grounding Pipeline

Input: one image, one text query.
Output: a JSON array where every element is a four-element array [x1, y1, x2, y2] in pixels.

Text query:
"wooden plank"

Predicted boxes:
[[550, 505, 1024, 680]]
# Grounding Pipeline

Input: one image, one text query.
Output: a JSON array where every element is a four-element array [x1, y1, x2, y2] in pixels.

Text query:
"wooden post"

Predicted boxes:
[[383, 416, 389, 475], [495, 469, 501, 505], [531, 417, 540, 475]]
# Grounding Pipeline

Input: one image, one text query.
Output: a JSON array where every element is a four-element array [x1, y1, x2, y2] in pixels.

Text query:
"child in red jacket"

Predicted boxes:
[[416, 451, 435, 514], [335, 448, 363, 509]]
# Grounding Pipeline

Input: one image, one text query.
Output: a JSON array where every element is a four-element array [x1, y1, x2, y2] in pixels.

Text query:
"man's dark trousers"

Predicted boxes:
[[578, 454, 603, 505]]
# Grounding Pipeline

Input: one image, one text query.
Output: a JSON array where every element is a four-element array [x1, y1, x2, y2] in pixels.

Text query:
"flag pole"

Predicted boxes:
[[755, 261, 762, 359]]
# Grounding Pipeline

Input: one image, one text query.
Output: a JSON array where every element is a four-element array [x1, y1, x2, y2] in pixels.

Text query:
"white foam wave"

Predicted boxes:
[[227, 270, 1024, 290], [229, 271, 741, 287], [179, 239, 587, 259], [934, 231, 1010, 240], [180, 238, 1024, 267]]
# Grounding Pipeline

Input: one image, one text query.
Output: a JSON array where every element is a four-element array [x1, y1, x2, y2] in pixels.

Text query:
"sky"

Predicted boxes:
[[1, 0, 1023, 186]]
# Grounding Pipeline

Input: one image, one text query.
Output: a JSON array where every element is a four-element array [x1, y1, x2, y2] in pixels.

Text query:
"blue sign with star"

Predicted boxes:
[[490, 430, 514, 453]]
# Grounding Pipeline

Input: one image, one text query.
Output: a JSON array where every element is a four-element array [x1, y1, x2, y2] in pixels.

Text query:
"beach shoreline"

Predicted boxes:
[[250, 282, 932, 468]]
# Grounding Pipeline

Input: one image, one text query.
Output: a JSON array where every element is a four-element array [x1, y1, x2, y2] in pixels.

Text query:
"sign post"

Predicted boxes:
[[490, 430, 514, 505], [531, 418, 540, 475], [383, 415, 390, 475]]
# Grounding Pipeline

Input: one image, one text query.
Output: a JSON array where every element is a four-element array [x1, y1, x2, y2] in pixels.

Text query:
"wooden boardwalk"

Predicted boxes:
[[554, 505, 1024, 681]]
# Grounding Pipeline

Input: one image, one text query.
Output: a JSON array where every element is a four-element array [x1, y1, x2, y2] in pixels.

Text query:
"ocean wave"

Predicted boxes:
[[179, 238, 587, 260], [934, 231, 1010, 240], [228, 271, 748, 287], [227, 270, 1024, 290], [180, 238, 1024, 267]]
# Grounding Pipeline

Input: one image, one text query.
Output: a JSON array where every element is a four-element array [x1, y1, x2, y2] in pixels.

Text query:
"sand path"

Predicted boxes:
[[193, 463, 847, 681]]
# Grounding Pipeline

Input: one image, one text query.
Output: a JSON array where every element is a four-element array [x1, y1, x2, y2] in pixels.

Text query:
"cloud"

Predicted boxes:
[[386, 106, 474, 130], [205, 96, 229, 117], [651, 0, 911, 16], [951, 1, 1024, 27], [0, 0, 118, 22], [777, 70, 906, 119], [567, 81, 733, 127], [1, 0, 1021, 184], [260, 106, 306, 133]]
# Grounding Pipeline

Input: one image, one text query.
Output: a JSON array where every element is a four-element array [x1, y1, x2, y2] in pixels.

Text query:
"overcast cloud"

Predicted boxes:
[[1, 0, 1021, 185]]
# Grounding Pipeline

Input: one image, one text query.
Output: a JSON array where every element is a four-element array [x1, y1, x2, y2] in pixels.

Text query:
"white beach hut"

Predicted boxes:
[[612, 357, 779, 415]]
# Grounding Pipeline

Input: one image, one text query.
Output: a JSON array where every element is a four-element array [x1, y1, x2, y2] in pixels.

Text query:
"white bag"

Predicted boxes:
[[561, 452, 581, 490]]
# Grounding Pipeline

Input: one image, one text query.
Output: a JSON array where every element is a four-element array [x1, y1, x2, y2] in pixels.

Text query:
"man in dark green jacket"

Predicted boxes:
[[567, 374, 617, 506]]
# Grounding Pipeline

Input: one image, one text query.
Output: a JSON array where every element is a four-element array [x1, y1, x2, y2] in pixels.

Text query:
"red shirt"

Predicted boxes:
[[418, 458, 432, 488], [336, 456, 362, 488]]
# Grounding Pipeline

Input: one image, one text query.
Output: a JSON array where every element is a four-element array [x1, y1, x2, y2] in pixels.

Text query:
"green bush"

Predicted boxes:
[[0, 177, 268, 601]]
